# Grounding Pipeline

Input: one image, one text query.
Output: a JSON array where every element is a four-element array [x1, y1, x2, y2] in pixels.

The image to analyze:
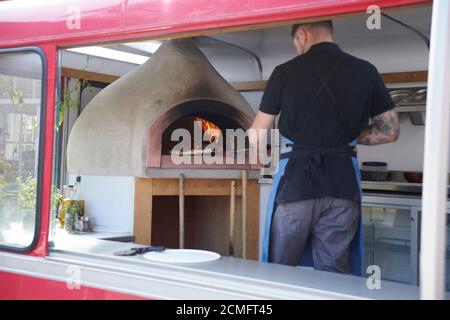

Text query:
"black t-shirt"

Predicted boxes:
[[260, 42, 395, 202]]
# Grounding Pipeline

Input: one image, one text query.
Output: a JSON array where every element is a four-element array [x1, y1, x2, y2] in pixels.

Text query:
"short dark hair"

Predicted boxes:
[[291, 20, 334, 37]]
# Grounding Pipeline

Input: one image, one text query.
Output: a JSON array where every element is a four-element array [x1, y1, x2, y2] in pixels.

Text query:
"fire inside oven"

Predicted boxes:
[[149, 99, 253, 169], [162, 115, 244, 153]]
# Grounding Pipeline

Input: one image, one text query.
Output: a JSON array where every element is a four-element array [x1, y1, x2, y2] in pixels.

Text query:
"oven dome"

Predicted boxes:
[[67, 39, 255, 176]]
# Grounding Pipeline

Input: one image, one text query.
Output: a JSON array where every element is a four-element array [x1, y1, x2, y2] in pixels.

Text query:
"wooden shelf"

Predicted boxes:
[[231, 71, 428, 92], [61, 67, 119, 84], [62, 67, 428, 92], [231, 81, 266, 92]]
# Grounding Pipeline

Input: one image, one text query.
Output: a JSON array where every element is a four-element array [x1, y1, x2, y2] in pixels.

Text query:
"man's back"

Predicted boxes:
[[261, 42, 394, 148], [255, 22, 399, 273], [260, 42, 395, 202]]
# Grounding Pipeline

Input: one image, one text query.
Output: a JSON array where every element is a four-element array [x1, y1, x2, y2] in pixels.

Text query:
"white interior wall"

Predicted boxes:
[[67, 174, 135, 233], [358, 115, 425, 171]]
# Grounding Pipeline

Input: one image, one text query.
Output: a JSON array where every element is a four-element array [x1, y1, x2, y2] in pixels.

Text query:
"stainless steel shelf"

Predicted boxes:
[[362, 181, 450, 198], [260, 178, 449, 197], [362, 181, 423, 194], [395, 105, 426, 113]]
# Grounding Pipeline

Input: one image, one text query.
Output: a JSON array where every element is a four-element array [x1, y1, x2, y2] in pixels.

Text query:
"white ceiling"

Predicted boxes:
[[210, 6, 432, 51], [62, 5, 432, 79]]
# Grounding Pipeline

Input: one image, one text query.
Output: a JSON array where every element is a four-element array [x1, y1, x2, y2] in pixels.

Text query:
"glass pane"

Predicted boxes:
[[363, 206, 412, 284], [0, 51, 42, 248]]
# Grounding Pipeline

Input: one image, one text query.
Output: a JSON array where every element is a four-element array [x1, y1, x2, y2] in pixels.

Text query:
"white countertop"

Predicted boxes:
[[47, 235, 435, 300], [54, 229, 133, 241]]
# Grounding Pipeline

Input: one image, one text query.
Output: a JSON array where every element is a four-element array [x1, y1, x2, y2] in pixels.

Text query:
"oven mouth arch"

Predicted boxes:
[[146, 98, 253, 168]]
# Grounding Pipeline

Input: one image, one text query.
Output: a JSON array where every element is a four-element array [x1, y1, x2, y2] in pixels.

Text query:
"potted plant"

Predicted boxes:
[[62, 200, 84, 233]]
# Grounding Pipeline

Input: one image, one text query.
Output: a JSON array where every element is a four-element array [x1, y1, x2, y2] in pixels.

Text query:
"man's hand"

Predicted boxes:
[[357, 109, 400, 145]]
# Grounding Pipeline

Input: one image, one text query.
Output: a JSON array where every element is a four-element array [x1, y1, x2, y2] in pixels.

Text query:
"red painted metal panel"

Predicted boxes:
[[0, 271, 148, 300], [29, 44, 57, 257], [0, 0, 431, 48], [0, 0, 123, 47]]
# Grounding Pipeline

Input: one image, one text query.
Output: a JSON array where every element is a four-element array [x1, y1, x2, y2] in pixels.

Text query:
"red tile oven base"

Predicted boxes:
[[160, 155, 260, 170]]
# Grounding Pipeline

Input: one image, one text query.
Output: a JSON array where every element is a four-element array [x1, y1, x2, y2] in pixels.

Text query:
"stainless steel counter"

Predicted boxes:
[[41, 236, 430, 300]]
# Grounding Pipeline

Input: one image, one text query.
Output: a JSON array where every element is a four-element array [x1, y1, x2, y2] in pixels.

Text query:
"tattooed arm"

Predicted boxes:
[[357, 109, 400, 145]]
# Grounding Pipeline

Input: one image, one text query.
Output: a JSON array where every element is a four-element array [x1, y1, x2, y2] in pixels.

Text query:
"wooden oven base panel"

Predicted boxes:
[[133, 178, 259, 260]]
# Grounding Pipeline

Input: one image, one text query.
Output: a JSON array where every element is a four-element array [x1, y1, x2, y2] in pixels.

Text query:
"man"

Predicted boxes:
[[251, 21, 400, 274]]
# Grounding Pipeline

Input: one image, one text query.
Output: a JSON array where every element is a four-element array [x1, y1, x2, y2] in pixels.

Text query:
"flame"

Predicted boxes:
[[195, 117, 221, 143]]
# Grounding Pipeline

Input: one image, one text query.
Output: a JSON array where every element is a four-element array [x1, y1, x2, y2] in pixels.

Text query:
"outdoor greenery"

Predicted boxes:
[[56, 55, 92, 128], [57, 80, 83, 128], [0, 159, 16, 204], [52, 186, 63, 213], [10, 89, 24, 108], [17, 175, 37, 210], [0, 158, 11, 187], [0, 77, 25, 108]]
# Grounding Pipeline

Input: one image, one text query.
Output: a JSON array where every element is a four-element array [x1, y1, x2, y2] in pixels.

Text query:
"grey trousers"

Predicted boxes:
[[268, 197, 360, 274]]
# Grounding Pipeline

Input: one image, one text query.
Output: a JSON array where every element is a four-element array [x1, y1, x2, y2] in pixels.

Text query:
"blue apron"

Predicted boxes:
[[260, 136, 364, 276], [260, 54, 364, 276]]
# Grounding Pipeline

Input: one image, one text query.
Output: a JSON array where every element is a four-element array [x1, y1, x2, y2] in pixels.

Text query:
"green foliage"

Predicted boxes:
[[23, 114, 38, 131], [57, 84, 81, 128], [0, 76, 25, 108], [56, 55, 92, 129], [52, 186, 63, 211], [17, 175, 37, 209], [10, 89, 24, 108], [63, 200, 85, 233], [64, 201, 84, 218], [0, 159, 13, 201], [0, 158, 11, 186]]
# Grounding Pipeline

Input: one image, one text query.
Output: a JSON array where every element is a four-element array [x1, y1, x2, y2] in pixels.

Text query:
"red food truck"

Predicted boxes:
[[0, 0, 449, 300]]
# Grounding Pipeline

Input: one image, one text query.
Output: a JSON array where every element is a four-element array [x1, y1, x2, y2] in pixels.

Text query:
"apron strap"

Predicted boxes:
[[306, 54, 353, 141], [294, 54, 347, 143]]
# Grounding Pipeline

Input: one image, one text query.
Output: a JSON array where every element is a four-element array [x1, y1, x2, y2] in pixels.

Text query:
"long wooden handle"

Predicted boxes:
[[229, 180, 236, 256], [241, 170, 248, 259], [179, 174, 185, 249]]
